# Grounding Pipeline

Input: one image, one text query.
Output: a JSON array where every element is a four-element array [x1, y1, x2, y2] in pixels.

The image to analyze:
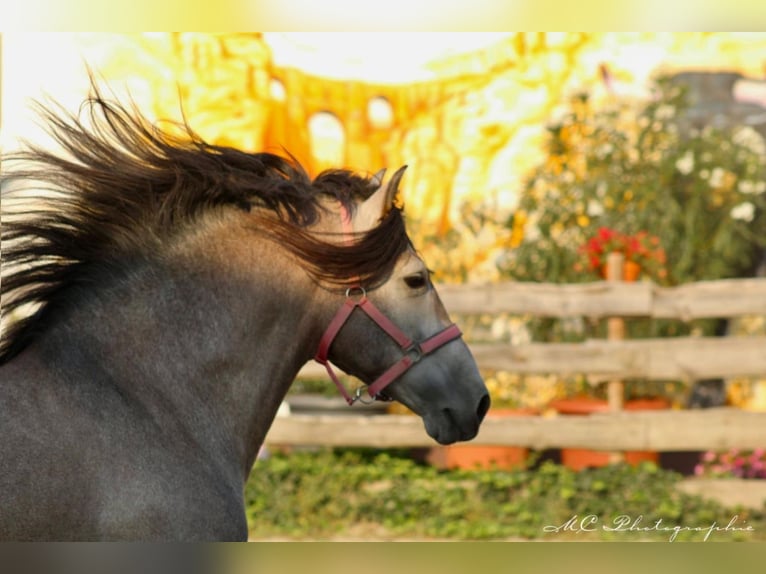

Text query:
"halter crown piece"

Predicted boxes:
[[313, 203, 463, 406]]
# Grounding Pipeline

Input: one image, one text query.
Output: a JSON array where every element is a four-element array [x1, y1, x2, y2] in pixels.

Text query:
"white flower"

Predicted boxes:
[[587, 199, 605, 216], [709, 167, 725, 188], [675, 151, 695, 175], [738, 180, 757, 194], [731, 202, 755, 222], [491, 316, 509, 340], [732, 126, 766, 156]]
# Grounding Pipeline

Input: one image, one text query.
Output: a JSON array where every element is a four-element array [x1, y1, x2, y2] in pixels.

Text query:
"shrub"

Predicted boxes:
[[245, 448, 765, 541], [503, 77, 766, 287]]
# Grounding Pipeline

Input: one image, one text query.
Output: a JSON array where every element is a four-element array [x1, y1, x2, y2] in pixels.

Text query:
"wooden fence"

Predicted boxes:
[[266, 275, 766, 452]]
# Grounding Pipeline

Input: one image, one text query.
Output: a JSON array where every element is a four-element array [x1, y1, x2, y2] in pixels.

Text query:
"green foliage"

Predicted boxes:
[[245, 448, 765, 541], [504, 77, 766, 286]]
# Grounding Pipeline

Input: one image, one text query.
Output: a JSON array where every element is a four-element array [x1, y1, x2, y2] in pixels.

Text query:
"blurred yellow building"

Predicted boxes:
[[4, 32, 766, 280]]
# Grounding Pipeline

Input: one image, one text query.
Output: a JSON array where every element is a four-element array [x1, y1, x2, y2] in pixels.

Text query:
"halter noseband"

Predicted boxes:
[[313, 204, 463, 406]]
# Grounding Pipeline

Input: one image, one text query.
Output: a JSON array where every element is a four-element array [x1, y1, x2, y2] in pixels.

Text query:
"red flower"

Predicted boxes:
[[577, 227, 666, 280]]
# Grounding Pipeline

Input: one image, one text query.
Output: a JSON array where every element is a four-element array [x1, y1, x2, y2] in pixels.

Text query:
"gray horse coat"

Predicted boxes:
[[0, 91, 489, 540]]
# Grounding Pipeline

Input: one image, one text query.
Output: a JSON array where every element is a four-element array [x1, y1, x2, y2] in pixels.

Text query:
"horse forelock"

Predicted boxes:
[[0, 89, 411, 363]]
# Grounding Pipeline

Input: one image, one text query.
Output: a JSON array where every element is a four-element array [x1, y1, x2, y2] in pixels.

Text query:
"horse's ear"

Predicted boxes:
[[370, 168, 387, 188], [365, 165, 407, 219]]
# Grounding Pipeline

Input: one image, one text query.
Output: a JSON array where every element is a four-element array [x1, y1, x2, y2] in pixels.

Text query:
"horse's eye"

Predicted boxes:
[[403, 273, 427, 290]]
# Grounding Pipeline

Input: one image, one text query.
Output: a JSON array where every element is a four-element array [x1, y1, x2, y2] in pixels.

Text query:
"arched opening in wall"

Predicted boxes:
[[368, 96, 394, 130], [308, 111, 345, 172], [269, 78, 286, 102]]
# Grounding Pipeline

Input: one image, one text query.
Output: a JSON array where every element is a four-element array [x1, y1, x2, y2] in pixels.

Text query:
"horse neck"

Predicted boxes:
[[28, 214, 328, 480]]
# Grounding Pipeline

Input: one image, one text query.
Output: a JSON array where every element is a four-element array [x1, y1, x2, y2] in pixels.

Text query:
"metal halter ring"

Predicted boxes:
[[344, 286, 367, 301], [352, 386, 379, 405], [404, 344, 423, 364]]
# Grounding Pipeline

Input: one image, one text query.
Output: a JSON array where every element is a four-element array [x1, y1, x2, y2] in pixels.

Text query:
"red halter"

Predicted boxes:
[[313, 204, 463, 405]]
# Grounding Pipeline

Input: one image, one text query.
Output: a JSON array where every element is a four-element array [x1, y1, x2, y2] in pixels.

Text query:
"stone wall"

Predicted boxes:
[[92, 32, 766, 254]]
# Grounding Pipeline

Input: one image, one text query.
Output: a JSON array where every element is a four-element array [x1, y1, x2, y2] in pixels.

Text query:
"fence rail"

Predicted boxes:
[[471, 336, 766, 381], [265, 409, 766, 451], [282, 277, 766, 452], [436, 277, 766, 319]]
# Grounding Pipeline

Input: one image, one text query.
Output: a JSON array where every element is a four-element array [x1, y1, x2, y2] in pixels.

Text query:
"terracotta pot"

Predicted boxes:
[[600, 259, 641, 282], [623, 260, 641, 282], [550, 397, 669, 471], [426, 407, 538, 471]]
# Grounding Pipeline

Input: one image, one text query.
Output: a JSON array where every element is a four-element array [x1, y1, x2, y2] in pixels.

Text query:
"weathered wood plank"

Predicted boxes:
[[652, 278, 766, 320], [436, 278, 766, 319], [470, 336, 766, 381], [266, 413, 430, 448], [437, 280, 652, 317], [264, 409, 766, 451], [476, 408, 766, 451]]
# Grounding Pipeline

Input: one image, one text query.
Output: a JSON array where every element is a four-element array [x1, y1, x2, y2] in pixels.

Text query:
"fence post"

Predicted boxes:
[[605, 251, 626, 464]]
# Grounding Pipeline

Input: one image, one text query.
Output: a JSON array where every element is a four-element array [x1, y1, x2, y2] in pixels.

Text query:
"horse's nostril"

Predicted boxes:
[[476, 393, 491, 422]]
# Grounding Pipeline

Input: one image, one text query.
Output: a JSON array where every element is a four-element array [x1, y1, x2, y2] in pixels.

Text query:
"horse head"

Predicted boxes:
[[314, 167, 490, 445]]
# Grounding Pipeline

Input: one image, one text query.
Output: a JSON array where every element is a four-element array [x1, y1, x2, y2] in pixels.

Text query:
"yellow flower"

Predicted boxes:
[[510, 210, 527, 247]]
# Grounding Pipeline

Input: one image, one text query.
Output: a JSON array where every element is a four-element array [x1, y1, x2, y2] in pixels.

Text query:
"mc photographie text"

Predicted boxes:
[[543, 514, 754, 542]]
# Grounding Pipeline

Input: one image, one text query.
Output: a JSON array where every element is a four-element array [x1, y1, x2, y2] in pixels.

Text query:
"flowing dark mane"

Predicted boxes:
[[0, 91, 411, 362]]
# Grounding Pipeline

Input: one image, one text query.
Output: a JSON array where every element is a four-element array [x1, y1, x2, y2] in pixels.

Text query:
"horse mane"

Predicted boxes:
[[0, 88, 411, 363]]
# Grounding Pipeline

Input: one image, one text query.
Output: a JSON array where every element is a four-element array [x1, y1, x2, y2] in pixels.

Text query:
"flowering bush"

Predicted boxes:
[[502, 76, 766, 287], [577, 226, 667, 280], [695, 448, 766, 479]]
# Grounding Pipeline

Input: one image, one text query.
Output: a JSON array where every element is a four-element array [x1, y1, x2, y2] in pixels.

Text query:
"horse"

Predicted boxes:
[[0, 90, 490, 541]]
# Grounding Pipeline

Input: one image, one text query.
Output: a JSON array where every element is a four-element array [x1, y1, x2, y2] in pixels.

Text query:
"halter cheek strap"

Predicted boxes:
[[314, 288, 463, 405], [312, 204, 463, 406]]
